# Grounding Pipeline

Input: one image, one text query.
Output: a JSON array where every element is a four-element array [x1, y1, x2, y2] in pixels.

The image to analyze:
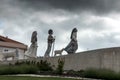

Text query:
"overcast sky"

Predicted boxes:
[[0, 0, 120, 56]]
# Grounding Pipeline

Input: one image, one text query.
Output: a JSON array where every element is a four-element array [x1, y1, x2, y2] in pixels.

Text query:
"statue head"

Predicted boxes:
[[70, 28, 78, 39], [31, 31, 37, 43], [33, 31, 37, 35], [48, 29, 53, 35], [72, 28, 77, 32]]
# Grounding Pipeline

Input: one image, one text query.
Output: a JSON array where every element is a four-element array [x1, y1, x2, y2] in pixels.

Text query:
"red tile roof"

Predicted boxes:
[[0, 35, 27, 50]]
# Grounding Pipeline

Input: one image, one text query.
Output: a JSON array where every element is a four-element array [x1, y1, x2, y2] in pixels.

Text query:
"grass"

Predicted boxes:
[[0, 76, 79, 80]]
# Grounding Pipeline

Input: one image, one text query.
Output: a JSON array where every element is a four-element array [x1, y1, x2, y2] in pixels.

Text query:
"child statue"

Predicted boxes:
[[44, 29, 55, 57]]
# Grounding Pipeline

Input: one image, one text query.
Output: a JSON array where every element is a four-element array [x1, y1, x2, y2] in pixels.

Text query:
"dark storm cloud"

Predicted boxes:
[[18, 0, 120, 14]]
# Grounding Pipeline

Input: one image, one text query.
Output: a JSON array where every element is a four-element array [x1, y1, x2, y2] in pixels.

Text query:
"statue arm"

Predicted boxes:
[[48, 35, 55, 42]]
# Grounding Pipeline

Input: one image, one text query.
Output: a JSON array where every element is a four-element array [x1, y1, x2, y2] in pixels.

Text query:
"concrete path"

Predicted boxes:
[[5, 74, 102, 80]]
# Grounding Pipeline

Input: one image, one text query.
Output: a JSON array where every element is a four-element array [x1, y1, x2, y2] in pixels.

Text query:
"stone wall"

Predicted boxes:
[[1, 47, 120, 72], [38, 47, 120, 72]]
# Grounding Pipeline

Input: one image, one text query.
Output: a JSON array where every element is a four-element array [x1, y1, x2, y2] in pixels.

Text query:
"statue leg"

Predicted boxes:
[[44, 43, 52, 57]]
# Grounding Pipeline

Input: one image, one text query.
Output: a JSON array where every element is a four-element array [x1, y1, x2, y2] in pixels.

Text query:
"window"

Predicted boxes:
[[4, 49, 8, 52]]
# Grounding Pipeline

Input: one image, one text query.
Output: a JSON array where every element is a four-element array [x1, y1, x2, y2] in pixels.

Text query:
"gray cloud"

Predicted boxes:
[[17, 0, 120, 14], [79, 32, 120, 51], [0, 0, 120, 56]]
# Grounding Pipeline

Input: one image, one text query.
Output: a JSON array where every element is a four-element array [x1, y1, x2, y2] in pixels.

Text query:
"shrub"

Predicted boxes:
[[56, 58, 65, 75], [17, 64, 38, 74], [0, 64, 38, 75], [83, 68, 120, 80], [37, 60, 53, 71], [66, 70, 77, 76], [77, 70, 85, 77], [0, 60, 51, 75], [15, 60, 53, 72]]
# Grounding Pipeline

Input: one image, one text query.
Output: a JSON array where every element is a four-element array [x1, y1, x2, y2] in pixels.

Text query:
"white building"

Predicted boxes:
[[0, 35, 27, 60]]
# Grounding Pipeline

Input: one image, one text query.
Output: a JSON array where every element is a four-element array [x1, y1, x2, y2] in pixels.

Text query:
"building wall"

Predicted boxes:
[[18, 49, 25, 59], [0, 47, 25, 60]]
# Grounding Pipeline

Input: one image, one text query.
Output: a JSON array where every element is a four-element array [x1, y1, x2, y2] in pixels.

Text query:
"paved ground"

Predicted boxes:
[[6, 74, 102, 80]]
